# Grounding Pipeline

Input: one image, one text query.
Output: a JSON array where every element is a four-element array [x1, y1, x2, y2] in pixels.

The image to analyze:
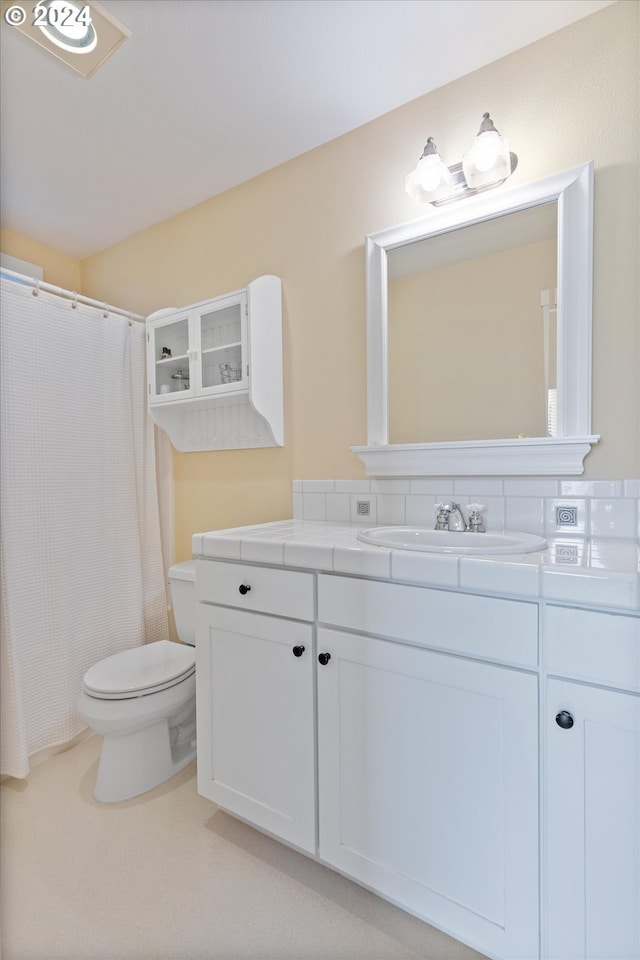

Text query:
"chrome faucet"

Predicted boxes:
[[447, 502, 467, 531], [434, 502, 467, 531], [434, 502, 486, 533]]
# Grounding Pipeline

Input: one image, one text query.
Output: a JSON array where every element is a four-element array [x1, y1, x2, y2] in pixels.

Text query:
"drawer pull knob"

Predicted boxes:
[[292, 645, 305, 658], [318, 652, 331, 666], [238, 584, 251, 595], [556, 710, 574, 729]]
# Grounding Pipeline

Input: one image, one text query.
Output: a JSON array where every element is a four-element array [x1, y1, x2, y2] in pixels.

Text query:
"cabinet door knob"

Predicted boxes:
[[238, 584, 251, 595], [555, 710, 574, 729], [292, 645, 305, 658], [318, 652, 331, 666]]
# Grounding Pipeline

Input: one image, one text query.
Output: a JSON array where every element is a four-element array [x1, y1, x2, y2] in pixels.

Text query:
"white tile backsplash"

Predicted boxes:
[[545, 498, 588, 537], [405, 495, 436, 525], [560, 480, 624, 497], [376, 494, 406, 525], [301, 480, 335, 493], [325, 492, 351, 522], [371, 479, 411, 494], [473, 496, 506, 531], [301, 492, 326, 520], [453, 479, 504, 496], [349, 494, 377, 523], [503, 479, 560, 497], [334, 479, 371, 494], [505, 497, 545, 535], [294, 478, 639, 539], [410, 479, 454, 495], [590, 498, 637, 538]]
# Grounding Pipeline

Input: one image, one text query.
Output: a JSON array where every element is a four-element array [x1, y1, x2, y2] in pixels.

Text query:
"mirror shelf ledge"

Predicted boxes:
[[352, 435, 599, 478]]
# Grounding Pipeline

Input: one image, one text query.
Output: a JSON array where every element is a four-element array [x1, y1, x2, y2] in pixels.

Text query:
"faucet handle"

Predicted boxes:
[[434, 502, 451, 530], [468, 503, 486, 533]]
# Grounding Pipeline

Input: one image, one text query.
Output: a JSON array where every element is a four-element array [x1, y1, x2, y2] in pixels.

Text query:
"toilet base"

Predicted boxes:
[[78, 674, 197, 803], [94, 719, 196, 803]]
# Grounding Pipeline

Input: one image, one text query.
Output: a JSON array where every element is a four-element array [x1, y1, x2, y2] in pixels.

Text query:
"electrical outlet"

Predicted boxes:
[[356, 500, 371, 516], [555, 505, 578, 526]]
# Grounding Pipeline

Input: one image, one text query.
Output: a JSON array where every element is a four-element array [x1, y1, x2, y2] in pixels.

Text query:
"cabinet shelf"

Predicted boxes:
[[156, 353, 188, 365], [201, 342, 241, 356]]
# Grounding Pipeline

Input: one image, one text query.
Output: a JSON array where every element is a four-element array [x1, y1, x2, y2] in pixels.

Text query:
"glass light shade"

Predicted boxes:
[[406, 151, 454, 203], [463, 129, 511, 189]]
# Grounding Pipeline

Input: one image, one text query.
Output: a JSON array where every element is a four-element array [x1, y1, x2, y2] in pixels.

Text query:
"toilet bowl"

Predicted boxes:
[[78, 560, 197, 803]]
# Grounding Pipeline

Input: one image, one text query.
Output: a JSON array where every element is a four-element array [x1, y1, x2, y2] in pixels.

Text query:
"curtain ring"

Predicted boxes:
[[71, 292, 78, 309]]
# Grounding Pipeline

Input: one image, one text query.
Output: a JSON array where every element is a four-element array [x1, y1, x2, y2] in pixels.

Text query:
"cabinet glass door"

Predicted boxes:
[[149, 313, 194, 402], [195, 293, 247, 395]]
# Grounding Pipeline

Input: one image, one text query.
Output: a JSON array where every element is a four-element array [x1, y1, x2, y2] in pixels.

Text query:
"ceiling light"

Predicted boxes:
[[1, 0, 130, 78], [36, 1, 97, 54], [406, 113, 518, 206]]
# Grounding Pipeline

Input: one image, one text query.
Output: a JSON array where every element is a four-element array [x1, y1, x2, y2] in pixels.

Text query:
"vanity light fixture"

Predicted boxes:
[[406, 112, 518, 206]]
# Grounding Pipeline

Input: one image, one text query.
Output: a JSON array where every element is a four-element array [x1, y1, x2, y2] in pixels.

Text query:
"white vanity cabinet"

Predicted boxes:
[[194, 560, 316, 854], [544, 606, 640, 960], [193, 540, 640, 960], [146, 275, 283, 451]]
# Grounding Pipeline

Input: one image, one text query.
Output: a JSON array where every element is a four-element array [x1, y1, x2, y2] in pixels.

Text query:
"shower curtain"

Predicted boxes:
[[0, 277, 169, 778]]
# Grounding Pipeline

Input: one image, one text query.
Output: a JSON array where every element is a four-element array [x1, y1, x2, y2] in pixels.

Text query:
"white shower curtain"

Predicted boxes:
[[0, 277, 169, 778]]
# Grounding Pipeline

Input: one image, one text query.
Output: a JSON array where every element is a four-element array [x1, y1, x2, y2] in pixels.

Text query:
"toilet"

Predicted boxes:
[[78, 560, 197, 803]]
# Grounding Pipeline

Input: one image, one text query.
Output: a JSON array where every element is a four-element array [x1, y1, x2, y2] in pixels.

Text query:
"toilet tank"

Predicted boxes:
[[168, 560, 196, 646]]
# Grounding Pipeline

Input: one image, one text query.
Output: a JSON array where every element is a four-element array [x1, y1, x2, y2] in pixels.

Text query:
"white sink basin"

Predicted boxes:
[[357, 526, 547, 555]]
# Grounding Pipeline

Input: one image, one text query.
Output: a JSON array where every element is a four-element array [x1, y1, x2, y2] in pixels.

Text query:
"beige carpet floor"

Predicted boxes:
[[0, 735, 487, 960]]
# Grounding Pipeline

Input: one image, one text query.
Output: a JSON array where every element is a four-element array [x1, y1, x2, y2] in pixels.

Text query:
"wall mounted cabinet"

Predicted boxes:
[[146, 275, 283, 451]]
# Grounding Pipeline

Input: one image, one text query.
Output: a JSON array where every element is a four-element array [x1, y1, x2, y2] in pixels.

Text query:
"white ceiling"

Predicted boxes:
[[0, 0, 613, 259]]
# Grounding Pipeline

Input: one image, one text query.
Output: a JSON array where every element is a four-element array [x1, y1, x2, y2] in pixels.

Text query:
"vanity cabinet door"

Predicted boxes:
[[316, 627, 539, 960], [545, 678, 640, 960], [196, 603, 315, 853]]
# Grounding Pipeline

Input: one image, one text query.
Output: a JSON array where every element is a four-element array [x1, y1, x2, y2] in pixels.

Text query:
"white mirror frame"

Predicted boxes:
[[352, 161, 599, 476]]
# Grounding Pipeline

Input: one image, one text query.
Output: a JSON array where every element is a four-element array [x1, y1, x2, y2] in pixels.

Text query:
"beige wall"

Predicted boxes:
[[45, 2, 640, 557], [389, 237, 558, 443], [0, 227, 82, 291]]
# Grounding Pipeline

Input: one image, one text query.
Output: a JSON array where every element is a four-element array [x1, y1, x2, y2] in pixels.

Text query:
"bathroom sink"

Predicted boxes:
[[357, 527, 547, 555]]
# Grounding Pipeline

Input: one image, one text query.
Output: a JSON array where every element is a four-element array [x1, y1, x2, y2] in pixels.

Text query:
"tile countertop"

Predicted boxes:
[[192, 520, 640, 613]]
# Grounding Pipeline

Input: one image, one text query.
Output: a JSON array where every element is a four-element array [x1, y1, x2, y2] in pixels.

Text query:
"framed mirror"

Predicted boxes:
[[352, 162, 599, 476]]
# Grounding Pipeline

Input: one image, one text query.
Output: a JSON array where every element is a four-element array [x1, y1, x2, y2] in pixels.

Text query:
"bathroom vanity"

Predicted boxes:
[[192, 520, 639, 960]]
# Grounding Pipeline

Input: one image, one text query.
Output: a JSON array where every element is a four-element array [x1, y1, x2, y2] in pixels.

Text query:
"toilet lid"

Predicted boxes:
[[83, 640, 195, 699]]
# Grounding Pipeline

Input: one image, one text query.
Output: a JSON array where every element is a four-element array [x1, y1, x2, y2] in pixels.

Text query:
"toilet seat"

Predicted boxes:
[[83, 640, 195, 700]]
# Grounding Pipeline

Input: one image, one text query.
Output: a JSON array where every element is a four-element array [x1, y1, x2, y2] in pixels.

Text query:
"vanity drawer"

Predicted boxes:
[[318, 574, 538, 667], [544, 605, 640, 693], [196, 559, 315, 622]]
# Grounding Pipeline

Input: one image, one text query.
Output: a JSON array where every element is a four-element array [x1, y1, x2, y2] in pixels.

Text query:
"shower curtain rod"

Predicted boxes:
[[0, 268, 145, 323]]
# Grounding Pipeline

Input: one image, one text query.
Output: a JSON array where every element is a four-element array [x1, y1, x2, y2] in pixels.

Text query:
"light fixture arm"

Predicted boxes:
[[431, 152, 518, 206]]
